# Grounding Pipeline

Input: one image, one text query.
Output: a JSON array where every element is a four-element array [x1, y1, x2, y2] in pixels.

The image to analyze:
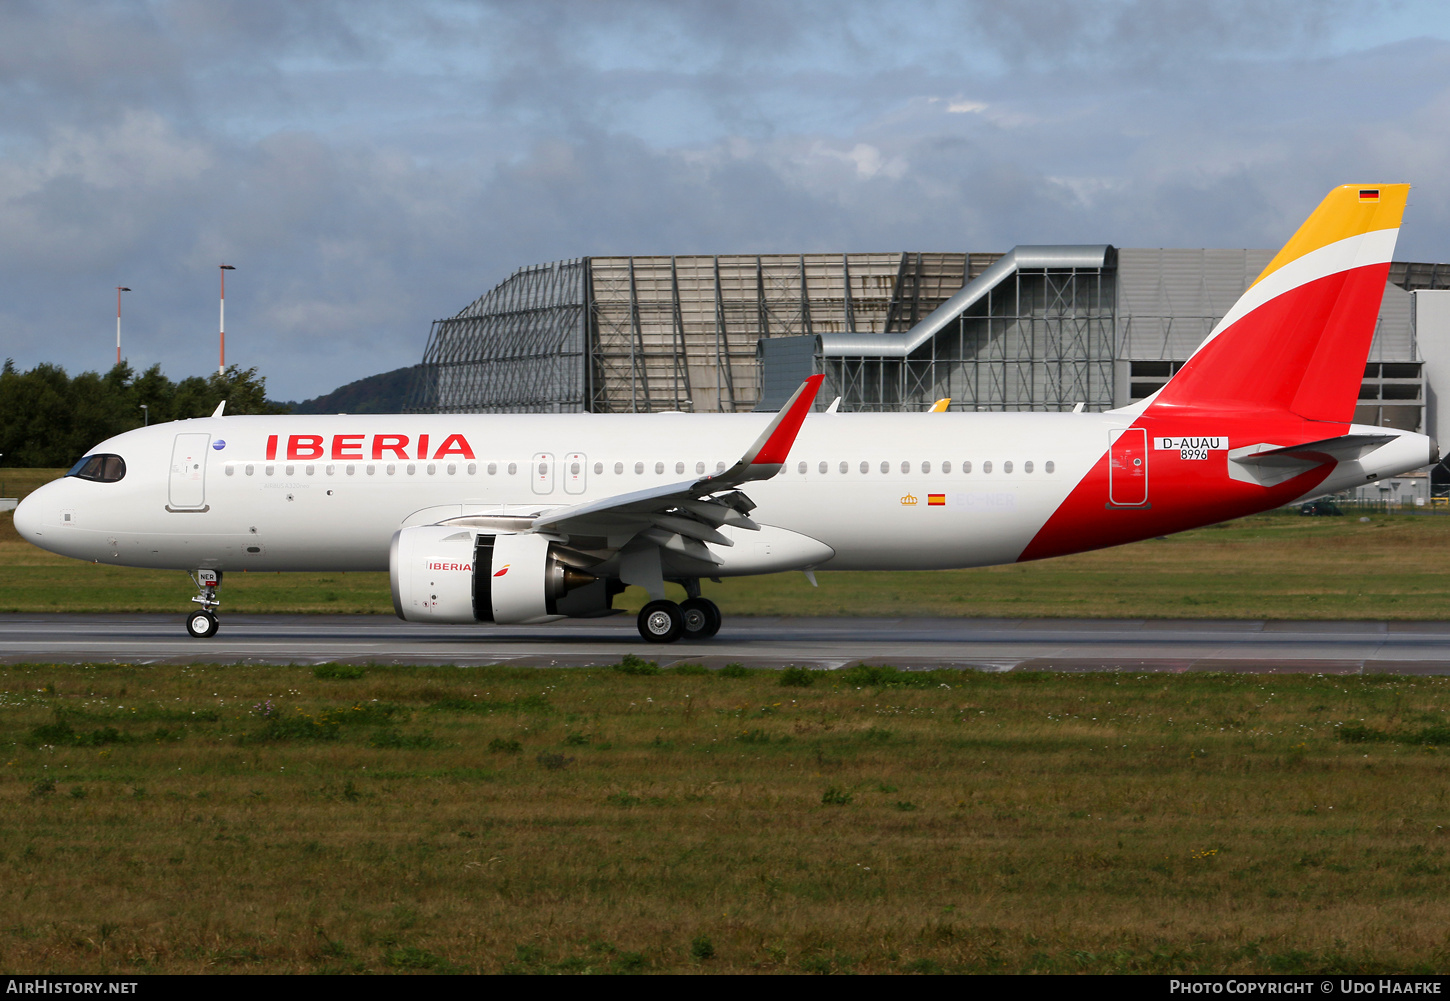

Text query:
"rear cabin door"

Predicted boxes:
[[1108, 428, 1148, 507], [169, 433, 210, 509]]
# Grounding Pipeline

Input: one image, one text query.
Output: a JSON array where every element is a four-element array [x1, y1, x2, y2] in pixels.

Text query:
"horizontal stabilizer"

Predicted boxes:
[[1232, 433, 1395, 468]]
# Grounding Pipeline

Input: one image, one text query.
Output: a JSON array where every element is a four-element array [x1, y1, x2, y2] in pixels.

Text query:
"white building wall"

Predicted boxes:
[[1415, 289, 1450, 453]]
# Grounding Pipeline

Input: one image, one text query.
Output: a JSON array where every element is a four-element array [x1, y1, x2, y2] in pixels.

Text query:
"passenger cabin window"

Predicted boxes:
[[67, 454, 127, 483], [1003, 461, 1013, 474]]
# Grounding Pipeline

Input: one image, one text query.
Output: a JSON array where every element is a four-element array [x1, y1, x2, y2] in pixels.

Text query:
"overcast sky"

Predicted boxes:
[[2, 0, 1448, 402]]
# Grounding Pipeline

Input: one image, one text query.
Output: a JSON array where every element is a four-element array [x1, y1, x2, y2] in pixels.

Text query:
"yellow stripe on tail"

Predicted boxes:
[[1252, 184, 1409, 287]]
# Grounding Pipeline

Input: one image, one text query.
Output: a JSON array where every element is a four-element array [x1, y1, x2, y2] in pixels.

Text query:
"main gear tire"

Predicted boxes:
[[680, 597, 722, 639], [637, 600, 685, 644]]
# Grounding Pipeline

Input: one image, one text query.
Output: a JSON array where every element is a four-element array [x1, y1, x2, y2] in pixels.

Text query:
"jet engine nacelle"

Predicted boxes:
[[390, 526, 599, 624]]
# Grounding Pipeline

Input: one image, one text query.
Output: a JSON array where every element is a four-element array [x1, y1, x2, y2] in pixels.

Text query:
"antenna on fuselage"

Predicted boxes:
[[211, 401, 226, 418]]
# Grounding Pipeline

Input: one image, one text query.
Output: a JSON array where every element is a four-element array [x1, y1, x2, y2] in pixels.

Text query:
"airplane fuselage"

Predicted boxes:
[[17, 410, 1435, 575]]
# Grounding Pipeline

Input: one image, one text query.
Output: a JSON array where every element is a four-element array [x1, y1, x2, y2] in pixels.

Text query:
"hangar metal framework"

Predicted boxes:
[[408, 246, 1447, 439], [410, 252, 999, 414]]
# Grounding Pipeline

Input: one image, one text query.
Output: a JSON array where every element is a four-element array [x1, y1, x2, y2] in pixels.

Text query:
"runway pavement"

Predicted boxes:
[[6, 613, 1450, 672]]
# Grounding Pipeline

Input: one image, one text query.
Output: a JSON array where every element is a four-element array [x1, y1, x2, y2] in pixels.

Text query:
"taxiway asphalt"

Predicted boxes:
[[5, 613, 1450, 673]]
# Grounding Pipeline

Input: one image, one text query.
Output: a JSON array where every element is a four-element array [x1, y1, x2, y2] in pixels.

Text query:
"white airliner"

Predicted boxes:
[[13, 185, 1437, 643]]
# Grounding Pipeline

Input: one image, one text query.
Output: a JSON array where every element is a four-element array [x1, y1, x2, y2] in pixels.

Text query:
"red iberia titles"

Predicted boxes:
[[265, 433, 477, 462], [427, 562, 472, 571]]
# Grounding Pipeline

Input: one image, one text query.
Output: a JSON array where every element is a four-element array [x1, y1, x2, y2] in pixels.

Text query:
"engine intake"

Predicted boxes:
[[390, 526, 598, 624]]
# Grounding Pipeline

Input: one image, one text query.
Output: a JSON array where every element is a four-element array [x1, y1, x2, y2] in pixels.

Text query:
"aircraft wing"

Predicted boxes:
[[530, 375, 824, 551]]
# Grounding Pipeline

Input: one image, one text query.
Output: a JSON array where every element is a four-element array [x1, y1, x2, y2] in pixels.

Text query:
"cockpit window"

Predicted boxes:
[[66, 454, 127, 483]]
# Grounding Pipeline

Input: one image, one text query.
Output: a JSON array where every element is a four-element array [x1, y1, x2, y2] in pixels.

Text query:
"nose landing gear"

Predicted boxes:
[[186, 569, 221, 638]]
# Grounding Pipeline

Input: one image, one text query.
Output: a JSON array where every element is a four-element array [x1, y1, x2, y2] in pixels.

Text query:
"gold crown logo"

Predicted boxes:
[[900, 493, 918, 506]]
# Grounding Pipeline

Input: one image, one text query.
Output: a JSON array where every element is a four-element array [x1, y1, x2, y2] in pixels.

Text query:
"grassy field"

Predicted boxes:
[[5, 467, 1450, 618], [2, 661, 1449, 974]]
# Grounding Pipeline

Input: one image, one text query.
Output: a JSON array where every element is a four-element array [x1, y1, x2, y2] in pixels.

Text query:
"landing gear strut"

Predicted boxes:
[[186, 569, 221, 638]]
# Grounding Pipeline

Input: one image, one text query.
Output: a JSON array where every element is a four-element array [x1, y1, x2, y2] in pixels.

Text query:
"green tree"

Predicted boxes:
[[0, 360, 288, 467]]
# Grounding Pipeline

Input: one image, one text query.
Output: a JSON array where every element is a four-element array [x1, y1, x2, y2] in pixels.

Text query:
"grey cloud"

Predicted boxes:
[[1, 2, 1448, 403]]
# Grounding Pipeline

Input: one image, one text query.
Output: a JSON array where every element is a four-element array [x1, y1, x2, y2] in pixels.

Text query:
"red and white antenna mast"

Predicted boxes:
[[218, 265, 235, 375], [115, 286, 131, 365]]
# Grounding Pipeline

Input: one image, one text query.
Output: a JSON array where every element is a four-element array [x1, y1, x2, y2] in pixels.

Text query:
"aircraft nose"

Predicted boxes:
[[12, 491, 40, 539]]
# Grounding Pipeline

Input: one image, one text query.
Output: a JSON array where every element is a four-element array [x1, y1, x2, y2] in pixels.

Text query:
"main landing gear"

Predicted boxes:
[[636, 589, 722, 644], [185, 569, 221, 638]]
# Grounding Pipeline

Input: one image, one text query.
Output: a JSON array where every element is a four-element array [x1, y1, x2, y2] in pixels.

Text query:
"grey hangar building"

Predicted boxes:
[[405, 246, 1450, 500]]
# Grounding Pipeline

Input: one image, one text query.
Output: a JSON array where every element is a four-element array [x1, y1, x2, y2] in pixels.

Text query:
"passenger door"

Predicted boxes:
[[168, 433, 210, 510], [1108, 428, 1148, 507]]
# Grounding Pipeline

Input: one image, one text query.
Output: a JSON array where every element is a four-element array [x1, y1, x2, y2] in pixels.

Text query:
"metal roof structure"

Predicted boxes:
[[407, 246, 1437, 434]]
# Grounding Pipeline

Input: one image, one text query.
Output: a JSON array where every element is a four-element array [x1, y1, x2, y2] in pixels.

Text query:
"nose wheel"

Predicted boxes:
[[186, 610, 220, 638]]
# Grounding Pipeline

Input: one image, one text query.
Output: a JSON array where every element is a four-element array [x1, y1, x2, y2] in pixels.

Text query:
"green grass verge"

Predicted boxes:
[[2, 662, 1449, 973]]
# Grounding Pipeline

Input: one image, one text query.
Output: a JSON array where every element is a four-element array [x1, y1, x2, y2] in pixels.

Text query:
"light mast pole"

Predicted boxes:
[[219, 265, 235, 375], [115, 286, 131, 365]]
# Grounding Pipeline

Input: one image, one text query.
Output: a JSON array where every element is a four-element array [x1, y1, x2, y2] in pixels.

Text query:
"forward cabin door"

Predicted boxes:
[[168, 433, 210, 510], [1108, 428, 1148, 507]]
